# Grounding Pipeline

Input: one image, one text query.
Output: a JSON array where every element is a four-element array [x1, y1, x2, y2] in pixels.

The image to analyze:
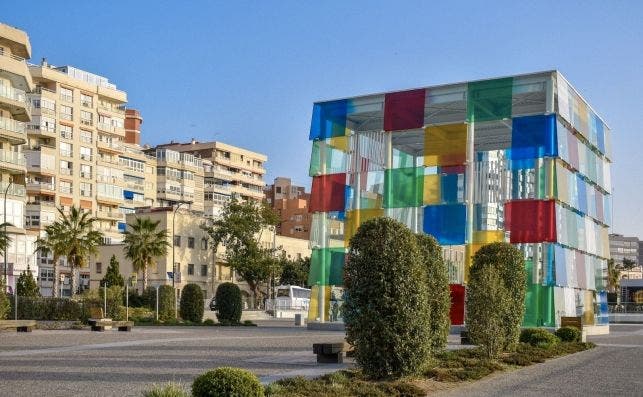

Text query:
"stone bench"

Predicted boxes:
[[88, 319, 133, 332], [0, 320, 36, 332], [313, 342, 353, 363]]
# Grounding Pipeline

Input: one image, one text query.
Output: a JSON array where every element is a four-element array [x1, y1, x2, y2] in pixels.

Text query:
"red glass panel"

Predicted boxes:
[[383, 89, 426, 131], [310, 173, 346, 212], [449, 284, 465, 325], [505, 199, 556, 243]]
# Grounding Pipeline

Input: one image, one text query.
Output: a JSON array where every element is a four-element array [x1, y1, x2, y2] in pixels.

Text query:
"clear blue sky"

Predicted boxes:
[[4, 0, 642, 237]]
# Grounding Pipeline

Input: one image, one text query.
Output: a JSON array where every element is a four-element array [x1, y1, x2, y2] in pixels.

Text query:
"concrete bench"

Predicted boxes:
[[89, 319, 133, 332], [0, 320, 36, 332], [313, 342, 353, 363]]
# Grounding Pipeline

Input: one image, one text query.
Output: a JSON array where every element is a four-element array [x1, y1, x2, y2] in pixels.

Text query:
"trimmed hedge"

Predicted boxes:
[[158, 285, 176, 321], [555, 326, 582, 342], [192, 367, 263, 397], [415, 234, 451, 353], [520, 328, 559, 349], [344, 217, 431, 379], [0, 282, 8, 320], [180, 283, 204, 323], [13, 297, 86, 321], [467, 242, 527, 358], [215, 283, 242, 324]]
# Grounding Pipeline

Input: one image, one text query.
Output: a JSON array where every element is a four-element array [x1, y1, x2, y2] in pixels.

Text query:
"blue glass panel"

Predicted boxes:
[[422, 204, 466, 245], [554, 244, 568, 287], [309, 99, 353, 140], [123, 190, 135, 199], [595, 115, 605, 153], [510, 114, 558, 162], [440, 173, 459, 203], [577, 175, 587, 214], [544, 244, 555, 286]]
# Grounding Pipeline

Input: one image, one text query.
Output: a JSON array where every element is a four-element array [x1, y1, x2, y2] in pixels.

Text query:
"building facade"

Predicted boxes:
[[609, 234, 641, 280], [0, 23, 36, 293], [264, 177, 311, 240], [306, 71, 612, 328]]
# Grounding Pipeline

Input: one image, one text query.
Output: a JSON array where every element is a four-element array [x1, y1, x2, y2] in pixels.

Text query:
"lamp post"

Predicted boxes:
[[172, 201, 191, 319], [3, 177, 12, 286]]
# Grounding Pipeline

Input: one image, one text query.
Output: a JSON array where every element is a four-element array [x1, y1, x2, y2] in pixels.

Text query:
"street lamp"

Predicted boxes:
[[172, 201, 192, 318], [3, 177, 12, 286]]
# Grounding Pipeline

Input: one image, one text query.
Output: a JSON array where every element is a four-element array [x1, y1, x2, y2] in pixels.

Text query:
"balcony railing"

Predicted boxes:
[[59, 113, 72, 121], [0, 85, 28, 105], [97, 122, 115, 132], [97, 175, 121, 184], [0, 150, 26, 167], [97, 140, 121, 151], [0, 116, 26, 135], [27, 181, 55, 191], [30, 87, 56, 95], [96, 210, 123, 219], [0, 182, 26, 197]]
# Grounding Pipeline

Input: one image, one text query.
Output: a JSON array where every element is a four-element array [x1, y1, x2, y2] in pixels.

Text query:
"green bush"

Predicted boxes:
[[13, 297, 86, 321], [0, 280, 9, 320], [466, 242, 526, 358], [142, 286, 157, 309], [143, 382, 189, 397], [81, 286, 125, 320], [127, 290, 147, 307], [158, 285, 176, 322], [215, 283, 242, 324], [102, 255, 124, 287], [415, 234, 451, 353], [192, 367, 263, 397], [16, 266, 40, 297], [555, 326, 582, 342], [520, 328, 558, 349], [129, 306, 154, 322], [180, 283, 204, 323], [203, 319, 215, 326], [344, 217, 431, 379]]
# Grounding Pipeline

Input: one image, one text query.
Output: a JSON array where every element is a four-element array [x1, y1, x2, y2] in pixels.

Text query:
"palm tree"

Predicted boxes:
[[35, 207, 103, 296], [607, 259, 621, 294], [34, 222, 66, 297], [0, 222, 13, 284], [122, 217, 168, 291]]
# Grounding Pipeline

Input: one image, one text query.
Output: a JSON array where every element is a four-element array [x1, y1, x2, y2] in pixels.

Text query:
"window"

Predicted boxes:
[[60, 87, 73, 102], [80, 93, 93, 108], [60, 105, 73, 120], [96, 262, 102, 274], [60, 142, 72, 157], [60, 180, 72, 195], [80, 110, 93, 126], [80, 164, 92, 179], [60, 160, 73, 175], [60, 124, 73, 139], [173, 235, 181, 247], [200, 265, 207, 277], [39, 268, 54, 281], [188, 237, 195, 249], [80, 130, 93, 144], [80, 182, 92, 197], [187, 263, 194, 276], [80, 146, 92, 161], [201, 238, 208, 250]]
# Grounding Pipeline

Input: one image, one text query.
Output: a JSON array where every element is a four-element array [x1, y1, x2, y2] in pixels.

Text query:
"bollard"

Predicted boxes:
[[294, 313, 303, 326]]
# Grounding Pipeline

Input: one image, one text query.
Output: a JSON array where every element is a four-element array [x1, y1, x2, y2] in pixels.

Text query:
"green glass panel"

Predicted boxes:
[[384, 167, 424, 208], [309, 140, 348, 176], [523, 285, 555, 327], [523, 283, 541, 327], [307, 247, 346, 286], [467, 77, 514, 122]]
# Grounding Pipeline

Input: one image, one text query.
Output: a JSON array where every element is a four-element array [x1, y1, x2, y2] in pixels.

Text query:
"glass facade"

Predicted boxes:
[[306, 71, 611, 327]]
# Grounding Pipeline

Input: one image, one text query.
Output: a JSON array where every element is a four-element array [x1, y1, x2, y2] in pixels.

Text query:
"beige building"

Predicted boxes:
[[152, 140, 267, 217], [0, 23, 37, 293], [89, 207, 311, 306]]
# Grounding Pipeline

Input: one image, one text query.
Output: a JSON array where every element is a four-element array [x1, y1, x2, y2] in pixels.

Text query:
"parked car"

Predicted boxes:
[[209, 297, 216, 311]]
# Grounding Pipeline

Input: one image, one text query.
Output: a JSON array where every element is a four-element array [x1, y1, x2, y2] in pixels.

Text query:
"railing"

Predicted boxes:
[[97, 140, 121, 150], [125, 181, 145, 190], [80, 100, 93, 108], [31, 86, 56, 95], [0, 116, 26, 134], [0, 85, 28, 105], [59, 113, 72, 121], [0, 182, 26, 196], [27, 201, 55, 207], [59, 186, 72, 194], [0, 50, 27, 63], [0, 150, 26, 166], [205, 183, 232, 192], [97, 175, 121, 184], [97, 122, 115, 132], [80, 153, 93, 161], [609, 303, 643, 313], [80, 119, 93, 127], [27, 181, 55, 191], [96, 210, 123, 219], [60, 149, 72, 158], [60, 168, 73, 176]]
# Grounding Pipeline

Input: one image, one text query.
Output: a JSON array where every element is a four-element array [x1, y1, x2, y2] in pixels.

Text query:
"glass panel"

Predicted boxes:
[[383, 89, 426, 131], [384, 167, 424, 208], [424, 123, 467, 167], [423, 204, 466, 245], [467, 77, 514, 122]]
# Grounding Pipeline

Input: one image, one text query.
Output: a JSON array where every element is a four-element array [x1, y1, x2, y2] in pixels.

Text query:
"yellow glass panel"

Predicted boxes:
[[583, 290, 595, 325], [472, 230, 505, 244], [423, 174, 441, 204], [307, 285, 332, 322], [424, 123, 467, 166], [329, 134, 350, 152], [344, 208, 385, 247]]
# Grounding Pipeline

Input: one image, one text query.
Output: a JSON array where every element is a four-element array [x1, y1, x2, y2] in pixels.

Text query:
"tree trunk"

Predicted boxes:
[[70, 265, 77, 298], [248, 280, 257, 309], [52, 255, 59, 298], [143, 266, 148, 291]]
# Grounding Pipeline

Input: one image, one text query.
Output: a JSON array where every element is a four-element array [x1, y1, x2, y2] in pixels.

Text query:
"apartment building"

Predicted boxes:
[[609, 233, 641, 280], [154, 140, 266, 217], [0, 23, 37, 293], [89, 207, 310, 306], [264, 177, 311, 240]]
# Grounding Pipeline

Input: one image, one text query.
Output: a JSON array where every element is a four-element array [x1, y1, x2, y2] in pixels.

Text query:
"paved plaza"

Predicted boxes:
[[0, 323, 641, 396]]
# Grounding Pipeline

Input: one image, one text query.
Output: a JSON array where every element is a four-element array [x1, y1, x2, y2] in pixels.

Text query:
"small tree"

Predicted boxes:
[[607, 259, 621, 294], [0, 278, 9, 319], [180, 283, 204, 323], [344, 217, 431, 379], [215, 282, 242, 324], [16, 265, 40, 297], [102, 255, 124, 287], [279, 257, 310, 287], [415, 234, 451, 353], [158, 285, 175, 322], [622, 258, 637, 270], [467, 242, 526, 357]]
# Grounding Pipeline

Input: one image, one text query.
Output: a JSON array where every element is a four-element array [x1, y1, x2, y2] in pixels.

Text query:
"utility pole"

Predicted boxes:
[[3, 177, 12, 288]]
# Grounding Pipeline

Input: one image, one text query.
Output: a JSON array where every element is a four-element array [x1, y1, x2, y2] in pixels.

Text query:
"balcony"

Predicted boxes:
[[24, 148, 56, 174], [125, 180, 145, 191], [0, 150, 26, 173], [58, 113, 72, 122], [96, 210, 123, 221], [97, 122, 115, 133], [0, 85, 30, 122], [0, 182, 26, 198], [26, 181, 56, 195], [80, 119, 93, 127], [0, 50, 33, 90], [96, 140, 123, 154], [26, 121, 56, 137], [204, 183, 232, 193], [0, 115, 26, 144]]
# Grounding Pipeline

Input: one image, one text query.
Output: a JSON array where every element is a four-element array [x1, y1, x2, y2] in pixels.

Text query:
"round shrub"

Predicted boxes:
[[192, 367, 263, 397], [415, 234, 451, 353], [158, 285, 176, 322], [520, 328, 558, 349], [467, 242, 526, 358], [554, 326, 581, 342], [203, 319, 215, 326], [344, 217, 431, 379], [180, 283, 204, 323], [215, 283, 242, 324]]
